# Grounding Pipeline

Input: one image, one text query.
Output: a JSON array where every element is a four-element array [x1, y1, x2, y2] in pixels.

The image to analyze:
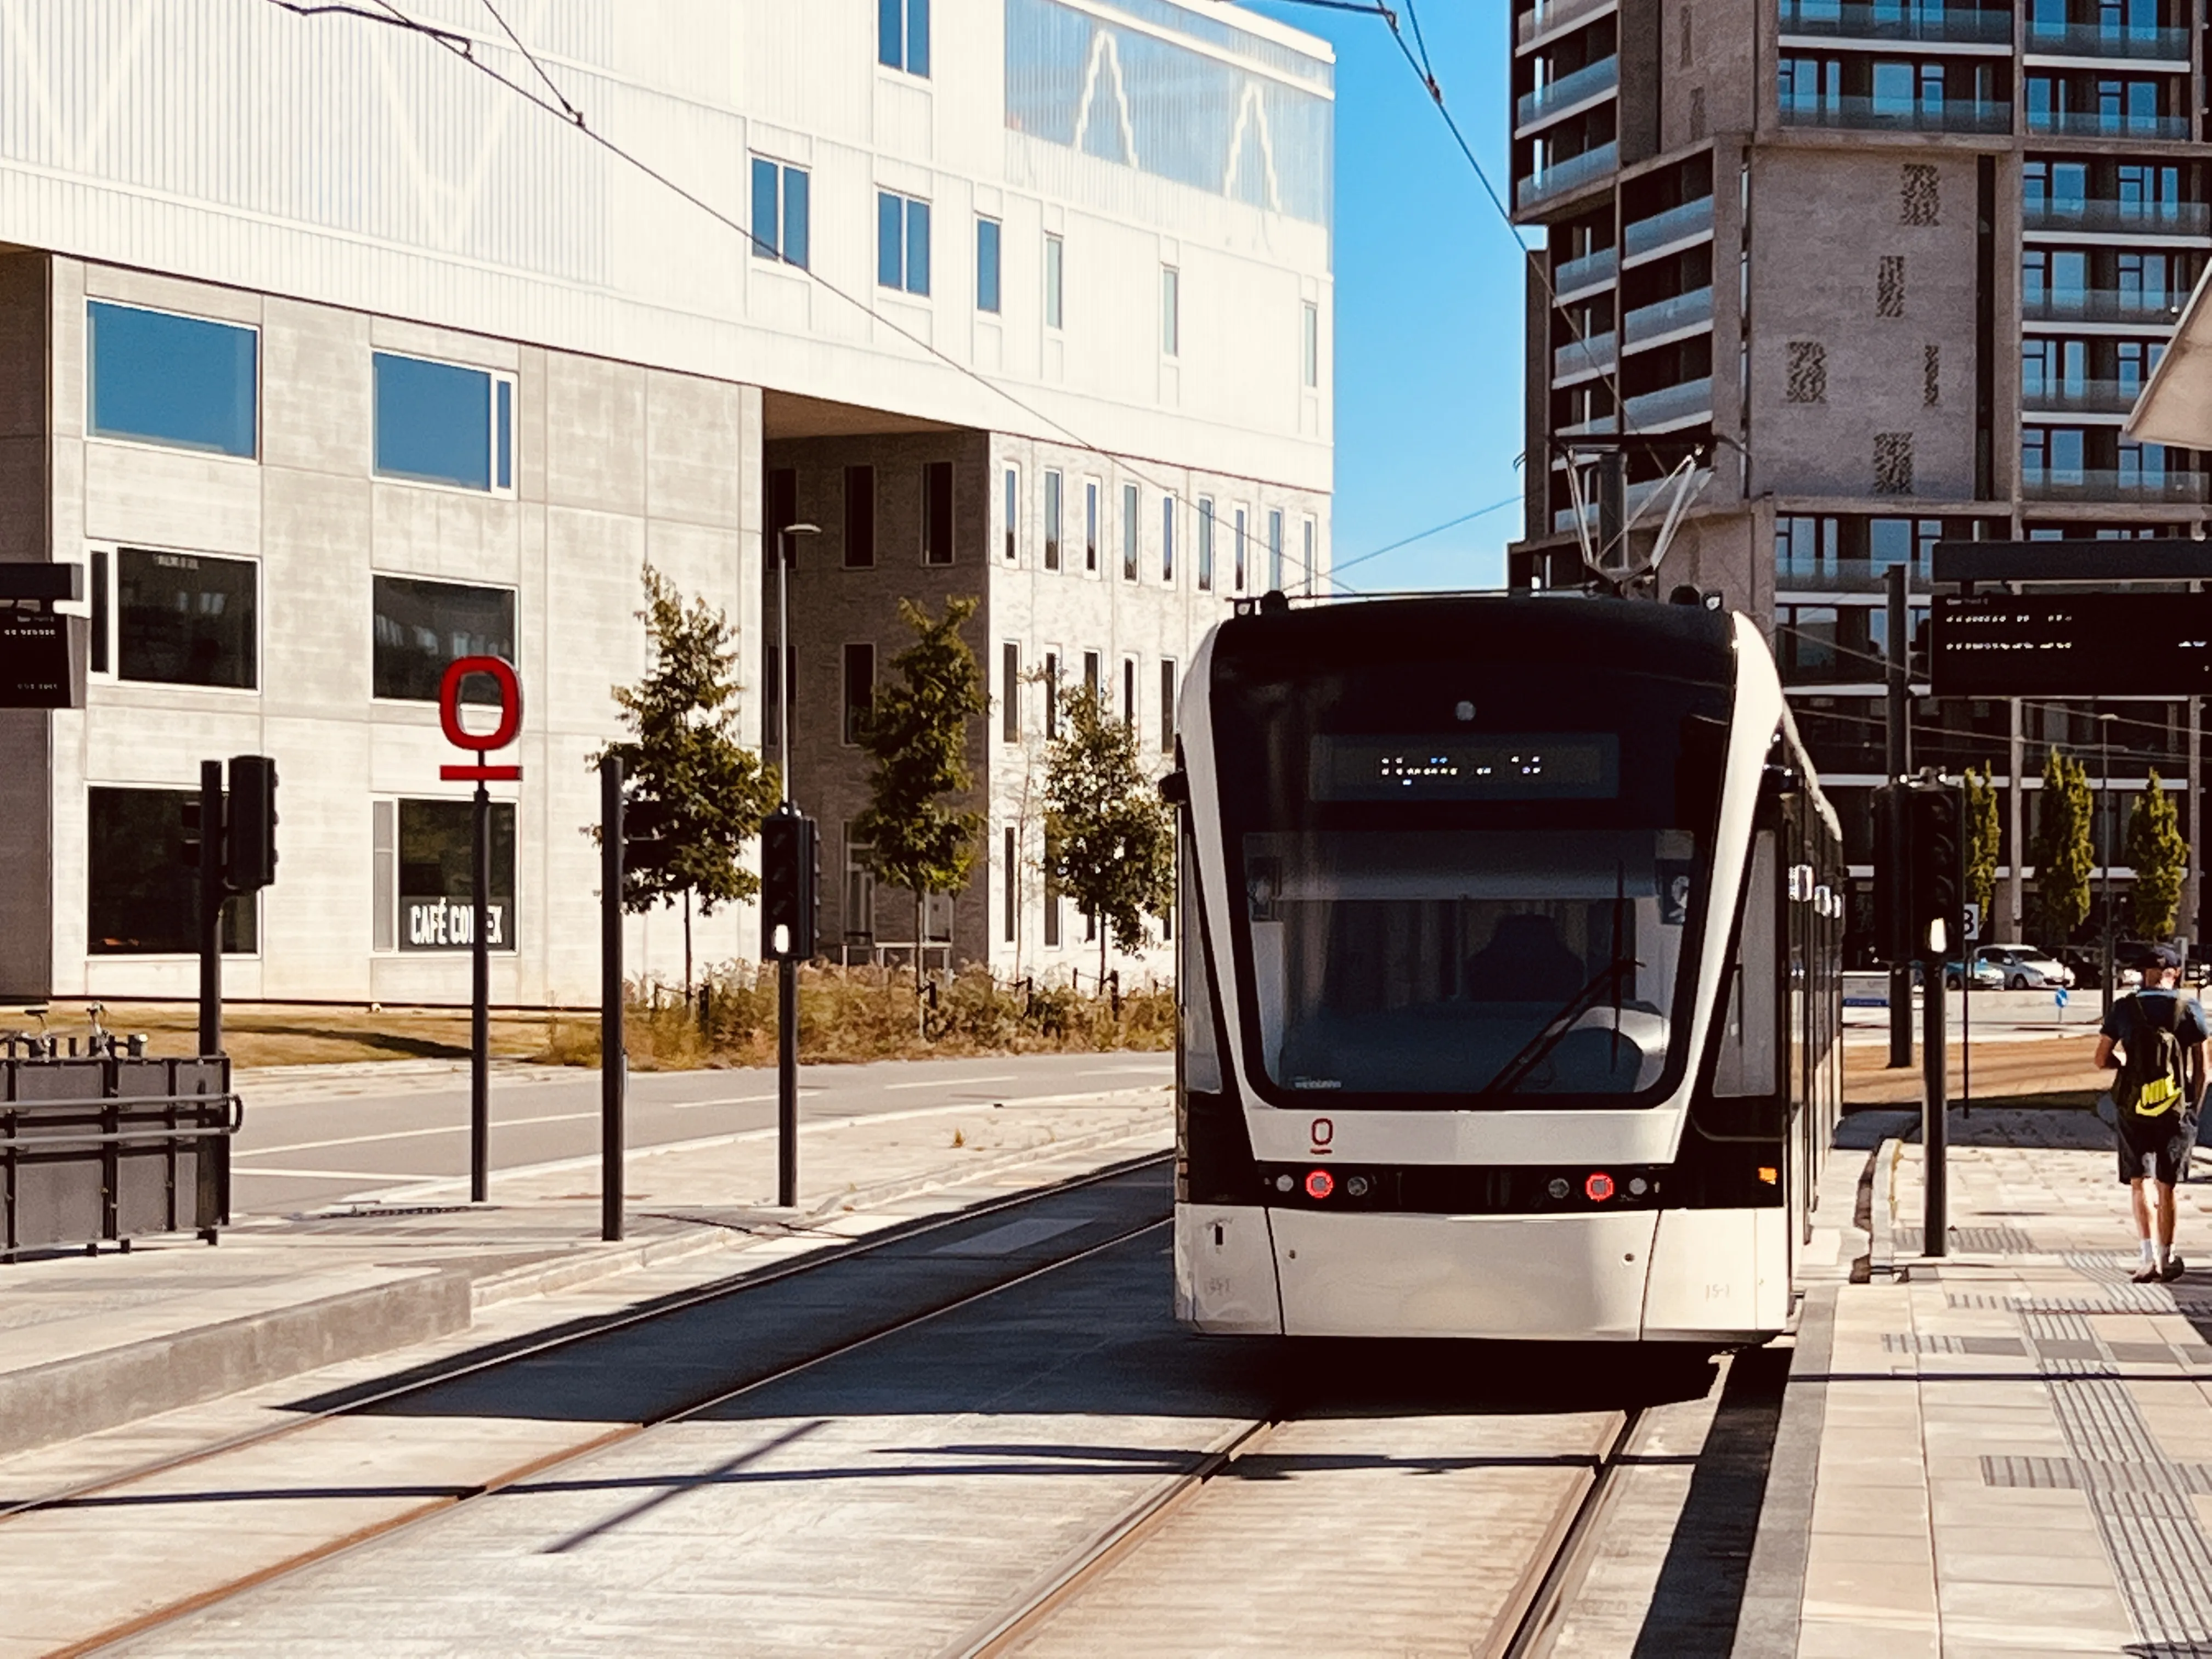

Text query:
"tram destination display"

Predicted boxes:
[[1309, 733, 1620, 801], [1930, 591, 2212, 697]]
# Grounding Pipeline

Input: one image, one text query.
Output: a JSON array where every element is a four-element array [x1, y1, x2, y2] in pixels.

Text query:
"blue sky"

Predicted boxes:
[[1244, 0, 1529, 591]]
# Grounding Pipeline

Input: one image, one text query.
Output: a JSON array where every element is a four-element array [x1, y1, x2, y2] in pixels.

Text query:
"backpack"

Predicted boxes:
[[2119, 995, 2187, 1119]]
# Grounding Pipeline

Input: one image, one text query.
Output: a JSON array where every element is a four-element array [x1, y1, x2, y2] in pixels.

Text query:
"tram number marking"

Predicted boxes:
[[1705, 1283, 1734, 1301], [1309, 1116, 1334, 1155]]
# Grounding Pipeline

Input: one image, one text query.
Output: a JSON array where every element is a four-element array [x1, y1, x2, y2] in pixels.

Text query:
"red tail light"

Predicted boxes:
[[1305, 1169, 1335, 1200], [1585, 1171, 1616, 1203]]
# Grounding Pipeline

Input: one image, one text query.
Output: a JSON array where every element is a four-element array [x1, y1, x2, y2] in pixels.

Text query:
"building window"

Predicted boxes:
[[1161, 266, 1180, 357], [1044, 470, 1063, 570], [1234, 507, 1249, 591], [88, 787, 256, 955], [845, 823, 876, 940], [1084, 650, 1101, 696], [878, 191, 932, 296], [843, 642, 876, 745], [923, 460, 955, 565], [1003, 464, 1019, 563], [1003, 826, 1018, 944], [1045, 233, 1065, 329], [1302, 302, 1319, 388], [1267, 510, 1285, 591], [762, 641, 796, 751], [108, 549, 258, 691], [1197, 498, 1216, 591], [87, 301, 257, 459], [373, 352, 515, 493], [1085, 480, 1099, 573], [1159, 658, 1177, 754], [769, 467, 799, 551], [1044, 650, 1061, 738], [383, 799, 517, 952], [1122, 483, 1140, 581], [373, 575, 515, 703], [1302, 518, 1316, 596], [844, 465, 876, 568], [1044, 825, 1062, 947], [751, 157, 811, 269], [879, 0, 929, 75], [1122, 656, 1137, 727], [1162, 495, 1176, 584], [1002, 641, 1021, 742], [977, 217, 1002, 313]]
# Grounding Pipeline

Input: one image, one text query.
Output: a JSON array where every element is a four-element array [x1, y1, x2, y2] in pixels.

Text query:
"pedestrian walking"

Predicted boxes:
[[2095, 944, 2207, 1283]]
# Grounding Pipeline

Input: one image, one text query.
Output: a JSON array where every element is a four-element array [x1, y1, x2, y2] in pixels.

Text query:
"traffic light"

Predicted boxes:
[[225, 754, 279, 893], [760, 809, 819, 961], [178, 794, 205, 871], [1873, 776, 1962, 966]]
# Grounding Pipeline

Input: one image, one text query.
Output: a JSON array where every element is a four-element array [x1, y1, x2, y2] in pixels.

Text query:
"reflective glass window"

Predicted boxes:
[[88, 301, 257, 458]]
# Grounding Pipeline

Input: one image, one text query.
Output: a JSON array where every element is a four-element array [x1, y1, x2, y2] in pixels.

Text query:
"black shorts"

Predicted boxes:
[[2117, 1111, 2195, 1186]]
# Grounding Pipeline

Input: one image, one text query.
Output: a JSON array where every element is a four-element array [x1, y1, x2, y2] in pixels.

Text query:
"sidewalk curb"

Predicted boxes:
[[0, 1270, 472, 1462]]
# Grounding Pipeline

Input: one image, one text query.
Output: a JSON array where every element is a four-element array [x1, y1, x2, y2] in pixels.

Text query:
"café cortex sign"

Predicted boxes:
[[407, 656, 522, 952]]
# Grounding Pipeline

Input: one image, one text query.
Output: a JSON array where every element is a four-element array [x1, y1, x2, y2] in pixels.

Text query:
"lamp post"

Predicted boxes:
[[775, 520, 819, 1211], [2100, 708, 2118, 1018]]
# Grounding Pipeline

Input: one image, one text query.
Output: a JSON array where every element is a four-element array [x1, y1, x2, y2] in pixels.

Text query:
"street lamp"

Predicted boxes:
[[2100, 708, 2118, 1016], [776, 521, 820, 803]]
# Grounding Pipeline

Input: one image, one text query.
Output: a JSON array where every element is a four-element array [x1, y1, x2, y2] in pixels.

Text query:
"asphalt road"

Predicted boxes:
[[227, 1051, 1172, 1215]]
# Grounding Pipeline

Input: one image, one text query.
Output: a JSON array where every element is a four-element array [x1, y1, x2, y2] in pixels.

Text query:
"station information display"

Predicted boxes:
[[1309, 733, 1621, 801], [1930, 592, 2212, 697]]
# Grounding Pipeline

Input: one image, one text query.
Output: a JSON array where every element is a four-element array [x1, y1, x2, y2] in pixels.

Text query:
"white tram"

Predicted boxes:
[[1169, 594, 1844, 1342]]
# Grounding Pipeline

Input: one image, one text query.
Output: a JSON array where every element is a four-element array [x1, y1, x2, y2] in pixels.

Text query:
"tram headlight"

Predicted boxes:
[[1628, 1176, 1649, 1197], [1345, 1174, 1371, 1199], [1584, 1171, 1616, 1203], [1305, 1169, 1335, 1200], [1275, 1174, 1295, 1193], [1546, 1177, 1570, 1201]]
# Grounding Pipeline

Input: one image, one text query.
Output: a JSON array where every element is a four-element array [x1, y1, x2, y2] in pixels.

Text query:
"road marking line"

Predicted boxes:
[[882, 1074, 1019, 1091], [233, 1167, 450, 1181], [670, 1091, 822, 1109], [236, 1109, 605, 1157], [930, 1216, 1089, 1257]]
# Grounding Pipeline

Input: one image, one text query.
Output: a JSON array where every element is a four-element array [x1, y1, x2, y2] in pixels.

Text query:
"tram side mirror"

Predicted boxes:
[[1159, 770, 1189, 806], [1674, 715, 1729, 827]]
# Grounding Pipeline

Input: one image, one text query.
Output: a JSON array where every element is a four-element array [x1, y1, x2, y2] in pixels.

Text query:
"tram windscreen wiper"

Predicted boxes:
[[1475, 954, 1642, 1097]]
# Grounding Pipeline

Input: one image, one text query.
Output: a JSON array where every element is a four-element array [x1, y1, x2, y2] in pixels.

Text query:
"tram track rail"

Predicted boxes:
[[5, 1154, 1172, 1658]]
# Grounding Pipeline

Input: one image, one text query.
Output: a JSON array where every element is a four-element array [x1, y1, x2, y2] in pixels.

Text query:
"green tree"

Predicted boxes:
[[2127, 769, 2189, 939], [854, 597, 989, 996], [2030, 748, 2095, 947], [1962, 763, 2000, 932], [590, 567, 779, 997], [1044, 681, 1177, 983]]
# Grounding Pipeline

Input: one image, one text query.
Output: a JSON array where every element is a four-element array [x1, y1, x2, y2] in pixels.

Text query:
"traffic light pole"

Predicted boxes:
[[1886, 565, 1914, 1069], [197, 760, 223, 1058], [470, 779, 489, 1205], [601, 755, 625, 1243], [1923, 967, 1949, 1256]]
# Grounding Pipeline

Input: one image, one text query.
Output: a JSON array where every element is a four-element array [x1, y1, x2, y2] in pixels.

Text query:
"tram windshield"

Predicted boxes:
[[1210, 605, 1731, 1109]]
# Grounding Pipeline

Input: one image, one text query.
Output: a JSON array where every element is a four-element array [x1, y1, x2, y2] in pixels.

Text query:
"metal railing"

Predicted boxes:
[[1515, 142, 1618, 210], [1776, 556, 1933, 594], [2021, 467, 2209, 502], [1517, 56, 1619, 129], [1554, 246, 1618, 296], [1517, 0, 1618, 47], [1554, 329, 1617, 381], [3, 1054, 238, 1258], [1624, 285, 1714, 345], [1780, 97, 2012, 133], [2021, 376, 2146, 415], [1778, 0, 2013, 44], [1622, 376, 1713, 429], [2027, 109, 2191, 139], [2023, 20, 2192, 57], [2023, 198, 2209, 236], [2022, 289, 2186, 326], [1623, 196, 1714, 262]]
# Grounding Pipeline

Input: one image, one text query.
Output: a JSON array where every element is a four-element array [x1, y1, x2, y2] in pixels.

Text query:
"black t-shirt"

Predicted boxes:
[[2102, 990, 2211, 1052]]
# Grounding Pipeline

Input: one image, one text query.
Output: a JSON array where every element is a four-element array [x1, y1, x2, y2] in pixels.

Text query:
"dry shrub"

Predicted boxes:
[[535, 963, 1172, 1070]]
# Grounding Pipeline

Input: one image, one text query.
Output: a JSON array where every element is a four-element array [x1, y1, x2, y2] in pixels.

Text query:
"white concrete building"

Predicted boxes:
[[0, 0, 1334, 1004]]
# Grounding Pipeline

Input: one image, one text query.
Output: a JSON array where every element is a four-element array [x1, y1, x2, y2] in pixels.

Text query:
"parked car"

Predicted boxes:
[[2060, 947, 2142, 992], [1911, 957, 2005, 991], [1973, 944, 2075, 991]]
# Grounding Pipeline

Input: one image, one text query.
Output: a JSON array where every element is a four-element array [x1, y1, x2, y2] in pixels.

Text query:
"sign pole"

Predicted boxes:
[[471, 776, 489, 1205], [197, 759, 224, 1058], [1924, 968, 1948, 1256], [601, 755, 624, 1242], [1886, 565, 1914, 1070], [778, 524, 798, 1210]]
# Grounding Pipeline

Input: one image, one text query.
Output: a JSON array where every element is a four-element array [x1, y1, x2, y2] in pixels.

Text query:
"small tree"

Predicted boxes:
[[2030, 748, 2095, 947], [2128, 769, 2188, 939], [854, 597, 989, 996], [1962, 763, 2000, 932], [1043, 681, 1176, 983], [591, 568, 780, 997]]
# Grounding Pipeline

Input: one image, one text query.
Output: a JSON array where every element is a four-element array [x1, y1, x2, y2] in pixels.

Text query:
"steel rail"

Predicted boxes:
[[0, 1147, 1171, 1528], [1494, 1407, 1648, 1658], [52, 1208, 1176, 1658]]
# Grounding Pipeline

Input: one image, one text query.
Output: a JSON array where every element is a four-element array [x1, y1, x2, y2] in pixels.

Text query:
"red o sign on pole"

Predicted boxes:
[[438, 656, 524, 781]]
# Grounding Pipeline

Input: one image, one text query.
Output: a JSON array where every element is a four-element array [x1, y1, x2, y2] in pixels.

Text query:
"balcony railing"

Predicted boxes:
[[1623, 196, 1714, 261], [1624, 285, 1714, 344], [2022, 377, 2146, 415], [1516, 142, 1618, 210], [2022, 289, 2185, 326], [2023, 20, 2191, 57], [2023, 198, 2210, 236], [1558, 411, 1620, 437], [1517, 0, 1617, 47], [1777, 556, 1934, 594], [1780, 96, 2013, 133], [1555, 330, 1618, 381], [1777, 1, 2012, 45], [2022, 467, 2209, 501], [2026, 109, 2191, 139], [1622, 376, 1713, 430], [1517, 57, 1619, 129], [1554, 246, 1618, 296]]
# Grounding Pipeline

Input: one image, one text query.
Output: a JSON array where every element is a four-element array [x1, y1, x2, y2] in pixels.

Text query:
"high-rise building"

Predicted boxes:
[[0, 2, 1333, 1002], [1506, 0, 2207, 955]]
